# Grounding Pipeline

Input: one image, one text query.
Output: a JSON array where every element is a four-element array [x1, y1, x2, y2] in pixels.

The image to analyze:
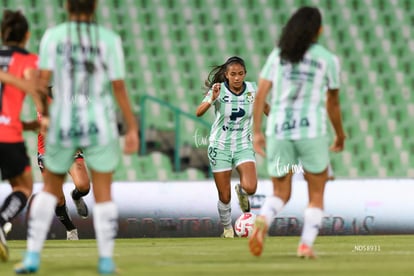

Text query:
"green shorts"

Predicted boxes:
[[208, 146, 256, 173], [44, 139, 121, 174], [266, 136, 329, 177]]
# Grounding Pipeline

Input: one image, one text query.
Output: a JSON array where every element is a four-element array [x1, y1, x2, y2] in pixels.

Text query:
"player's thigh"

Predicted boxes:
[[295, 136, 329, 174], [266, 138, 297, 177], [83, 140, 121, 173], [44, 144, 76, 174], [234, 148, 257, 193]]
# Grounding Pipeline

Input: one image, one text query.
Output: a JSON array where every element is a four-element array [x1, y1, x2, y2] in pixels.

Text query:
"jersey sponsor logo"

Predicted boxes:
[[59, 122, 99, 140], [57, 43, 101, 55], [229, 107, 245, 121], [222, 94, 254, 103], [222, 125, 244, 132], [274, 117, 310, 134], [0, 115, 11, 125], [281, 57, 322, 69]]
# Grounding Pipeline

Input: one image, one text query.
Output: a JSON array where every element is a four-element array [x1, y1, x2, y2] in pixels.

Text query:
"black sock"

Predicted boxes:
[[0, 191, 27, 227], [55, 203, 76, 231], [71, 188, 89, 200]]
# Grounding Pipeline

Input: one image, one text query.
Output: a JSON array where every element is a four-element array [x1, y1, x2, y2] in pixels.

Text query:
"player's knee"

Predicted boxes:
[[76, 180, 90, 192], [219, 194, 231, 204], [241, 180, 257, 195]]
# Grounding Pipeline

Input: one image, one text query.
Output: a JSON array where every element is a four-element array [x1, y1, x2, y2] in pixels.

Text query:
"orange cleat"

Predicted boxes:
[[297, 243, 317, 259], [248, 215, 268, 256]]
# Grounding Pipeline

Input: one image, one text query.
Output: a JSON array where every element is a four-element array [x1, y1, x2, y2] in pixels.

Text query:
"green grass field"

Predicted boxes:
[[2, 235, 414, 275]]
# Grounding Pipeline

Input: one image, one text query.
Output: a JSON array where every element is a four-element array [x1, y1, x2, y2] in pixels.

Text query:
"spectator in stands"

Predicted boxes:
[[15, 0, 138, 274], [196, 56, 269, 238], [0, 9, 46, 262], [249, 6, 345, 258]]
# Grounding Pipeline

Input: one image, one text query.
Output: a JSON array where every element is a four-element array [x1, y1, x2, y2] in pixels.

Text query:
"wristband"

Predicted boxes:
[[207, 98, 215, 105]]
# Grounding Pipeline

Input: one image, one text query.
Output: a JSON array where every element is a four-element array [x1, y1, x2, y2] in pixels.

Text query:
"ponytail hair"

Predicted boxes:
[[278, 6, 322, 64], [1, 10, 29, 44], [204, 56, 246, 91]]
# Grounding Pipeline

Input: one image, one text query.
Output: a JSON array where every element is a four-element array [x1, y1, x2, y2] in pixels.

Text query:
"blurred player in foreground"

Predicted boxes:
[[196, 56, 269, 238], [15, 0, 139, 274], [250, 6, 345, 258], [36, 87, 90, 240], [0, 9, 46, 262]]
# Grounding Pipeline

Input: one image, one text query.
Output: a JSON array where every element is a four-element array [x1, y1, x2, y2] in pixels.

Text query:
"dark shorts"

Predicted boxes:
[[0, 142, 31, 180], [37, 150, 84, 173]]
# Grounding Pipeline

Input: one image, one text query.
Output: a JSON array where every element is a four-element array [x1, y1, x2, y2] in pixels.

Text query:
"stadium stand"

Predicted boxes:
[[3, 0, 413, 180]]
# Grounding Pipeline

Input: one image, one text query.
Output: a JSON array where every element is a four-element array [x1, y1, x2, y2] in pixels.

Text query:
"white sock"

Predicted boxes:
[[300, 207, 323, 247], [93, 202, 118, 258], [217, 200, 232, 229], [27, 192, 58, 252], [259, 196, 285, 227]]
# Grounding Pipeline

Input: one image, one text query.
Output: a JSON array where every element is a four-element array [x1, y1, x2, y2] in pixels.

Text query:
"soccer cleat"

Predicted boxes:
[[98, 257, 116, 274], [235, 183, 250, 212], [0, 226, 8, 262], [71, 190, 89, 219], [221, 228, 234, 238], [297, 243, 317, 259], [249, 215, 268, 257], [67, 229, 79, 240], [14, 251, 40, 274]]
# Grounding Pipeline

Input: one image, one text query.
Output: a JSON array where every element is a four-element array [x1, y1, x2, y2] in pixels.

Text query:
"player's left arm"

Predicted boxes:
[[112, 79, 139, 154], [0, 69, 47, 96]]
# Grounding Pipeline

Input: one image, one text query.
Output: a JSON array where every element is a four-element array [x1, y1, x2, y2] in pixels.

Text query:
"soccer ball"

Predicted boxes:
[[234, 212, 256, 238]]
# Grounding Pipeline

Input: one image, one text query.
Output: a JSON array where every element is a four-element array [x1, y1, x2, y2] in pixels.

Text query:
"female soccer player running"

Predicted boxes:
[[0, 9, 45, 262], [15, 0, 139, 274], [249, 6, 345, 258], [196, 56, 269, 238]]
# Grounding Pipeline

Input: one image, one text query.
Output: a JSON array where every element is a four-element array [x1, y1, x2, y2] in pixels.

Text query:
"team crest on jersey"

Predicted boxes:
[[246, 92, 254, 103]]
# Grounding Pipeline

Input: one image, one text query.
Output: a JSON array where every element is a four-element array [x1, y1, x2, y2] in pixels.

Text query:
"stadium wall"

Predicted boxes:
[[1, 179, 414, 239]]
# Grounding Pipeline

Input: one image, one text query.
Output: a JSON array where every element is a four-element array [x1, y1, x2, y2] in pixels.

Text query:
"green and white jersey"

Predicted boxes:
[[39, 22, 125, 147], [261, 44, 340, 139], [203, 81, 257, 151]]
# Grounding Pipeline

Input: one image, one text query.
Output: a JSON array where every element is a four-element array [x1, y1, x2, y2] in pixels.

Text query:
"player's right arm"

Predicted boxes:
[[195, 83, 220, 117], [107, 32, 139, 154], [112, 79, 139, 154]]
